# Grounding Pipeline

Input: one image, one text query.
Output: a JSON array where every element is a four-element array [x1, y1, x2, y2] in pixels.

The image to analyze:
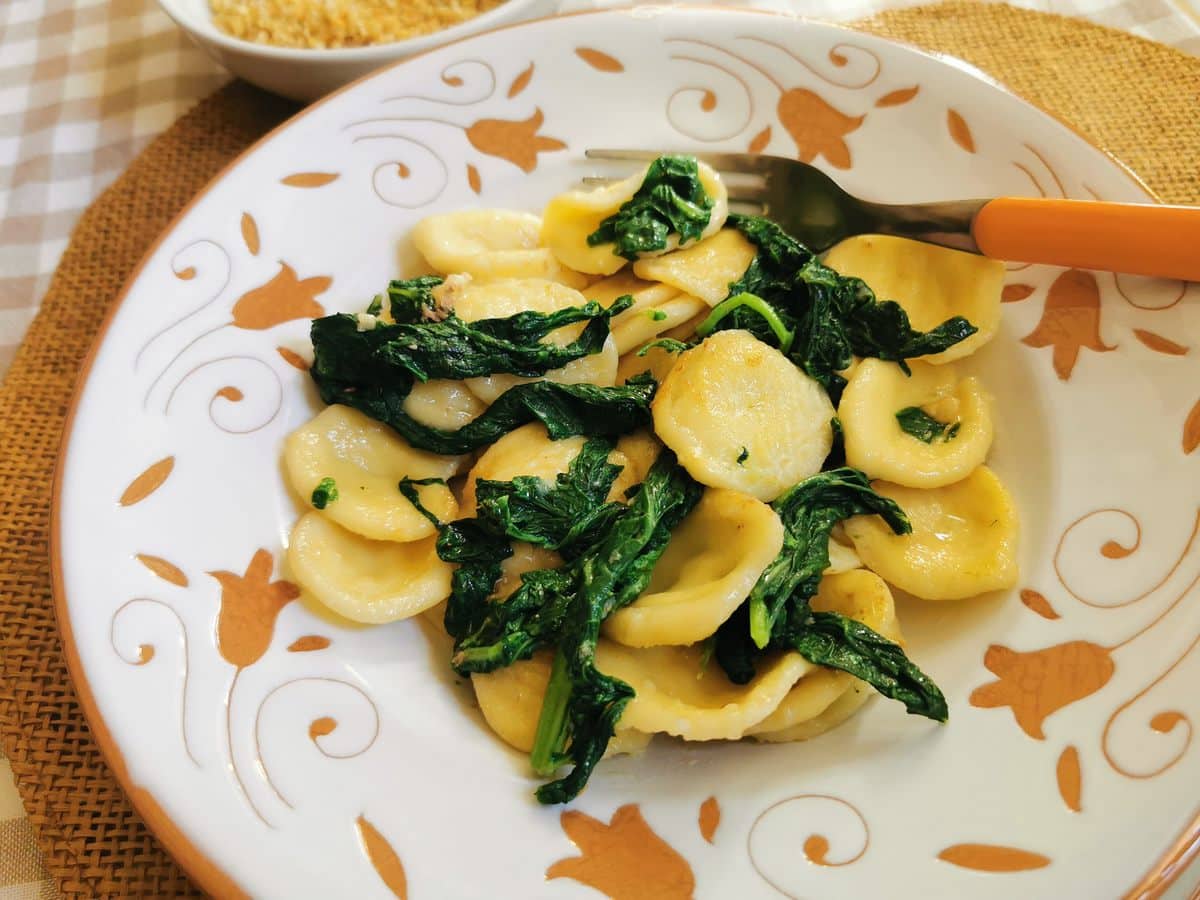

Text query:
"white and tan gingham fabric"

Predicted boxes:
[[1, 1, 1198, 897]]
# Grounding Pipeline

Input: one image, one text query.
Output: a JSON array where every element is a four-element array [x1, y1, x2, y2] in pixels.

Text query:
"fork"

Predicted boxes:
[[584, 149, 1200, 282]]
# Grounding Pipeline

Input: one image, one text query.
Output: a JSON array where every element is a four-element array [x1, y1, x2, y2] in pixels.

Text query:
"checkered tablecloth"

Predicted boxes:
[[1, 0, 1198, 896]]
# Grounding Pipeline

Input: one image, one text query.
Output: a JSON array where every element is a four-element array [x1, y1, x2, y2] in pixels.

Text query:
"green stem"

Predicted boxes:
[[696, 292, 795, 353], [530, 648, 572, 776], [748, 596, 773, 650]]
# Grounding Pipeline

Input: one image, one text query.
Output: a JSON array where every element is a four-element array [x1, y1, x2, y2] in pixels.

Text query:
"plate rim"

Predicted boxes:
[[47, 6, 1187, 897]]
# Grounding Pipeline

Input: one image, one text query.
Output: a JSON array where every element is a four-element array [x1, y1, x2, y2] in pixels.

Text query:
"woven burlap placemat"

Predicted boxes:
[[0, 3, 1196, 896]]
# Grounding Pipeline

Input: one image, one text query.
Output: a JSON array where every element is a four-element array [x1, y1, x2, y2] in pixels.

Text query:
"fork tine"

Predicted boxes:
[[580, 173, 768, 203], [586, 148, 775, 174]]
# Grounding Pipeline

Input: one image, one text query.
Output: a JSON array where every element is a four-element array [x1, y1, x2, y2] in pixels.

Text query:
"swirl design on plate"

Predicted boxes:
[[748, 794, 868, 896], [665, 54, 753, 142], [136, 239, 231, 370], [110, 598, 198, 767], [383, 58, 496, 106], [254, 676, 381, 808], [165, 355, 283, 435]]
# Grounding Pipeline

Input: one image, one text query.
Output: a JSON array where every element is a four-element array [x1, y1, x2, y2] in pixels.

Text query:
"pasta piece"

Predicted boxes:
[[492, 542, 563, 601], [284, 405, 461, 542], [287, 513, 451, 624], [616, 344, 680, 385], [604, 488, 784, 647], [822, 234, 1004, 364], [843, 466, 1019, 600], [610, 294, 708, 356], [583, 271, 681, 324], [594, 641, 814, 740], [751, 683, 872, 743], [662, 310, 708, 343], [652, 329, 835, 501], [461, 422, 640, 517], [631, 228, 757, 306], [411, 209, 586, 287], [541, 161, 728, 275], [747, 569, 900, 737], [824, 532, 862, 574], [613, 429, 662, 485], [451, 278, 618, 403], [473, 651, 650, 756], [839, 358, 994, 488], [402, 378, 485, 432]]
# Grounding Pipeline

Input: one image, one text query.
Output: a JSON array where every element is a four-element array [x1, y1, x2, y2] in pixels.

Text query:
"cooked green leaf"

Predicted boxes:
[[310, 477, 338, 509], [587, 155, 714, 259], [696, 292, 795, 353], [791, 611, 948, 721], [746, 467, 911, 649], [896, 406, 960, 443], [397, 476, 447, 527], [723, 215, 977, 402], [637, 337, 692, 356], [386, 275, 444, 323]]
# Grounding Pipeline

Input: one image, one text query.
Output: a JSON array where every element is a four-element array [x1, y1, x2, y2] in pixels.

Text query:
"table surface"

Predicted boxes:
[[1, 0, 1199, 897]]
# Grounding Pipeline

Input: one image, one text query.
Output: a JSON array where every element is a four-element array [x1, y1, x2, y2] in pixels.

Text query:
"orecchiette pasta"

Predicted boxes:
[[594, 641, 815, 740], [631, 228, 757, 306], [541, 161, 728, 275], [652, 329, 835, 501], [609, 294, 708, 356], [411, 209, 587, 287], [822, 234, 1005, 364], [450, 277, 618, 403], [604, 488, 784, 647], [287, 513, 452, 624], [472, 651, 651, 755], [402, 378, 486, 432], [284, 404, 461, 542], [843, 466, 1019, 600], [839, 358, 994, 488], [616, 344, 679, 385], [746, 570, 900, 735]]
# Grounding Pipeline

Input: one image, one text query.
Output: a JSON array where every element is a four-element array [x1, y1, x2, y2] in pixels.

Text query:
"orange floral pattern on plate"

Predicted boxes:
[[230, 262, 331, 331], [1022, 268, 1114, 380], [119, 456, 175, 506], [777, 88, 863, 169], [969, 641, 1115, 739], [211, 548, 300, 670], [938, 844, 1051, 872], [466, 109, 566, 173], [547, 804, 694, 899]]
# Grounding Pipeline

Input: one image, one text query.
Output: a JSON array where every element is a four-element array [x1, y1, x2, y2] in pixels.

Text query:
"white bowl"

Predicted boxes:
[[157, 0, 561, 102]]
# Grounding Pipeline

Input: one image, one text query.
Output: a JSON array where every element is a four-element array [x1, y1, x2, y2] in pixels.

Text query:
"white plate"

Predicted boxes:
[[53, 8, 1200, 898]]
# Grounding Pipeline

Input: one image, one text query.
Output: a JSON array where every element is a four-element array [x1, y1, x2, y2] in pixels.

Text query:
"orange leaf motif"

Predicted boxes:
[[281, 172, 339, 187], [466, 109, 566, 173], [575, 47, 624, 72], [309, 716, 337, 742], [231, 262, 330, 330], [136, 554, 189, 587], [288, 635, 331, 652], [969, 641, 1114, 739], [175, 266, 196, 280], [356, 815, 408, 899], [699, 796, 720, 844], [875, 86, 919, 107], [1019, 589, 1059, 620], [508, 62, 534, 98], [210, 549, 299, 669], [777, 89, 863, 170], [748, 126, 771, 154], [1022, 269, 1113, 380], [947, 109, 975, 153], [120, 457, 175, 506], [1002, 284, 1035, 303], [135, 644, 155, 665], [1101, 539, 1137, 559], [467, 164, 482, 195], [938, 844, 1050, 872], [1133, 329, 1188, 356], [1151, 710, 1187, 733], [1057, 746, 1082, 812], [241, 212, 260, 256], [215, 386, 243, 402], [276, 347, 310, 370], [547, 804, 694, 900], [1183, 399, 1200, 454]]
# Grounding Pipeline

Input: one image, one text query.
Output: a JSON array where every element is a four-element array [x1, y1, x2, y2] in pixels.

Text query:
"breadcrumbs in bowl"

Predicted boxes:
[[210, 0, 508, 49]]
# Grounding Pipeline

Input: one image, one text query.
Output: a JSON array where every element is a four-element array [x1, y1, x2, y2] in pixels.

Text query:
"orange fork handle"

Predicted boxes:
[[972, 197, 1200, 281]]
